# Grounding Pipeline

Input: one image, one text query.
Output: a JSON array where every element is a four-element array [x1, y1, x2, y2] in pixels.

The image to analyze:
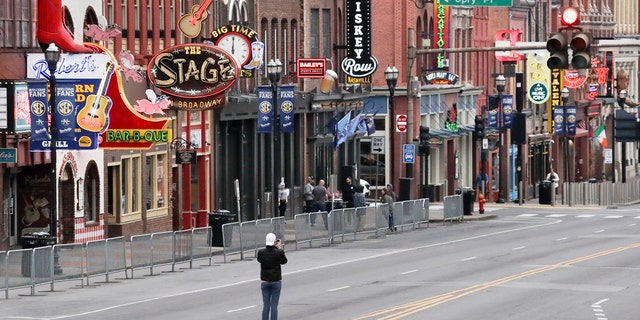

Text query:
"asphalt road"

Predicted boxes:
[[2, 204, 640, 320]]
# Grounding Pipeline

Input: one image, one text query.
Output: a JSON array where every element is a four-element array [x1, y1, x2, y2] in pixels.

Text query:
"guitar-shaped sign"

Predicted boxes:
[[77, 62, 114, 133], [178, 0, 213, 39]]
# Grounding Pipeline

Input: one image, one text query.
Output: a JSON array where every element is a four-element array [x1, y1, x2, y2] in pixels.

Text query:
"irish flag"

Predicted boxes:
[[595, 124, 607, 148]]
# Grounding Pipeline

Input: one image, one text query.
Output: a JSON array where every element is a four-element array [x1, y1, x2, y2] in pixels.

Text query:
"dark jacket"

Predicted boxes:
[[257, 246, 288, 282]]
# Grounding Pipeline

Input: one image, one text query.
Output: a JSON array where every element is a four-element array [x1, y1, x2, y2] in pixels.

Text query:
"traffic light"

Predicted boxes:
[[473, 115, 485, 140], [419, 125, 430, 156], [546, 32, 568, 69], [570, 32, 590, 69], [419, 125, 430, 143], [547, 6, 591, 70]]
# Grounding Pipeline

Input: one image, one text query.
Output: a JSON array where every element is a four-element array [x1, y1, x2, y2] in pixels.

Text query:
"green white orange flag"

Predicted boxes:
[[594, 124, 607, 148]]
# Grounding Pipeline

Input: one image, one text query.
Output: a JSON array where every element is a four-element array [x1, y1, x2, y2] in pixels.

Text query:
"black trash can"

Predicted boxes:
[[209, 210, 237, 247], [461, 188, 475, 215], [21, 233, 56, 277], [539, 180, 552, 205]]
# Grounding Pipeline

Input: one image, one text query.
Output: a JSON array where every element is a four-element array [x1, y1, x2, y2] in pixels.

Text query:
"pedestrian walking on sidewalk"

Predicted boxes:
[[258, 233, 288, 320]]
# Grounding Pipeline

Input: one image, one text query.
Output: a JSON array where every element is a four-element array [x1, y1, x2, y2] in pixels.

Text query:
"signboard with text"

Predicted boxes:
[[440, 0, 513, 6]]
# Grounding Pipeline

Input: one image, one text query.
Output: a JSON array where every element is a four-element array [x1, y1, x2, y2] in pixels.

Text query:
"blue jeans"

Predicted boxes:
[[261, 281, 282, 320]]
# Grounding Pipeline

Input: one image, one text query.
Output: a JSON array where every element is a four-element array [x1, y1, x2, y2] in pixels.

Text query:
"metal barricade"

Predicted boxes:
[[443, 194, 463, 223]]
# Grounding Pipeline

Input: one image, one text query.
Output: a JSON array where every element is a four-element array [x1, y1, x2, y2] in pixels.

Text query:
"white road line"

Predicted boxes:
[[328, 286, 350, 292], [594, 230, 605, 233], [461, 257, 477, 261], [556, 237, 568, 241], [604, 215, 623, 219], [228, 305, 257, 313], [577, 214, 595, 218], [512, 246, 526, 250], [629, 223, 637, 227], [634, 216, 640, 219], [546, 214, 566, 218], [400, 269, 418, 275], [518, 213, 538, 217]]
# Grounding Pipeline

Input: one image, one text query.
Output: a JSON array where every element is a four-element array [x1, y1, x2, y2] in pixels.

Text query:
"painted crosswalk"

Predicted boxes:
[[515, 213, 639, 219]]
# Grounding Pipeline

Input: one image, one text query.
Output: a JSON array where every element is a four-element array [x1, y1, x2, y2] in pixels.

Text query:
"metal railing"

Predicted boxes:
[[221, 198, 430, 261], [443, 194, 464, 223], [2, 199, 432, 299], [561, 179, 640, 206], [2, 228, 212, 299]]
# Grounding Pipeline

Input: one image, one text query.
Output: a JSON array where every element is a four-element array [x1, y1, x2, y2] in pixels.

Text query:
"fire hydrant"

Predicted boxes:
[[478, 193, 486, 214]]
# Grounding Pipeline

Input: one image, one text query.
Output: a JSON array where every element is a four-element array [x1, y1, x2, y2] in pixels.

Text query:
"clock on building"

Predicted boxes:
[[216, 32, 251, 67]]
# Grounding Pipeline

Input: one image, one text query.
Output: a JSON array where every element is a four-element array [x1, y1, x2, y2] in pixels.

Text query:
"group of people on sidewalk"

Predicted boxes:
[[304, 176, 397, 232]]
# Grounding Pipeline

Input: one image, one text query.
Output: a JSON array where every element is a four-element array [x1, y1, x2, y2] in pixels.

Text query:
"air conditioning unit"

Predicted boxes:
[[421, 38, 431, 48]]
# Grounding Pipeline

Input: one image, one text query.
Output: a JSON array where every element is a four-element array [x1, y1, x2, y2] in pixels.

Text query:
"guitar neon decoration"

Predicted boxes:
[[178, 0, 213, 39], [77, 62, 114, 133]]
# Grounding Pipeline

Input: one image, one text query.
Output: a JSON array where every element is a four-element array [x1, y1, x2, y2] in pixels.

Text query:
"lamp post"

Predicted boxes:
[[385, 66, 399, 190], [45, 43, 60, 241], [561, 87, 570, 205], [617, 89, 627, 183], [495, 74, 506, 203], [267, 58, 283, 217], [46, 43, 63, 275]]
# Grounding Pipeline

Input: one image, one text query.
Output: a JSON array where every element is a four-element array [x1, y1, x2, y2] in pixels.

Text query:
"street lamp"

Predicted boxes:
[[45, 43, 60, 241], [46, 42, 63, 275], [495, 74, 505, 203], [385, 66, 399, 188], [618, 89, 627, 183], [267, 58, 283, 217]]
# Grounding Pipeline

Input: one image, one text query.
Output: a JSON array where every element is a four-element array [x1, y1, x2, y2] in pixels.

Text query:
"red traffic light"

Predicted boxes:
[[561, 7, 580, 26]]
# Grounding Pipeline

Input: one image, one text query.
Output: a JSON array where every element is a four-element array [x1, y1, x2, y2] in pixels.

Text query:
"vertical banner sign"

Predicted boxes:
[[55, 80, 77, 141], [487, 95, 498, 130], [257, 86, 273, 134], [566, 105, 577, 136], [341, 0, 378, 84], [553, 106, 565, 136], [502, 94, 513, 129], [279, 85, 295, 133], [548, 69, 563, 134], [28, 80, 50, 144], [434, 0, 450, 69]]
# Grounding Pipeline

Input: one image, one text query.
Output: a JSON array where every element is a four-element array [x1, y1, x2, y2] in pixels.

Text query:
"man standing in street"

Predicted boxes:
[[312, 179, 328, 229], [304, 176, 315, 224], [257, 233, 288, 320]]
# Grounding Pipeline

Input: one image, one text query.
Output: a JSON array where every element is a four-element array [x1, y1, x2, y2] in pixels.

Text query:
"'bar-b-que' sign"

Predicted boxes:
[[147, 44, 238, 111], [341, 0, 378, 84]]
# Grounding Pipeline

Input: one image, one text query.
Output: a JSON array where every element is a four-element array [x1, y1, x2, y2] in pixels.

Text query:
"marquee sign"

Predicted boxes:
[[147, 44, 238, 110], [341, 0, 378, 84]]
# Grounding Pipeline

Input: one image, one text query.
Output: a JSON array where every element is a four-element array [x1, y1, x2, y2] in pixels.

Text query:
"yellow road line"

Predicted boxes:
[[353, 242, 640, 319]]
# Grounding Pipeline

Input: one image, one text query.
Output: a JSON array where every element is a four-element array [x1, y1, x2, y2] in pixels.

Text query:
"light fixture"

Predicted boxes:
[[496, 74, 506, 93]]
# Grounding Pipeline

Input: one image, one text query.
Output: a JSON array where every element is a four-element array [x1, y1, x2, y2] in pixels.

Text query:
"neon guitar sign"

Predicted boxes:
[[178, 0, 213, 38], [77, 62, 114, 133]]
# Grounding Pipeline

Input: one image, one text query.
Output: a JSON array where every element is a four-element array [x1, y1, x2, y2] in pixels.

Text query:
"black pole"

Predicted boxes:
[[496, 88, 505, 203], [272, 81, 280, 216], [388, 94, 394, 186], [619, 98, 626, 183], [49, 67, 57, 240]]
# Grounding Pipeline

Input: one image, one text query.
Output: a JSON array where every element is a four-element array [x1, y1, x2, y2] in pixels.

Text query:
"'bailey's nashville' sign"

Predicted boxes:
[[147, 44, 238, 111]]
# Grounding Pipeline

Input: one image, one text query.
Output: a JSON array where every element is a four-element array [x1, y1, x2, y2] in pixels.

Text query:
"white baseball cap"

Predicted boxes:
[[265, 233, 277, 246]]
